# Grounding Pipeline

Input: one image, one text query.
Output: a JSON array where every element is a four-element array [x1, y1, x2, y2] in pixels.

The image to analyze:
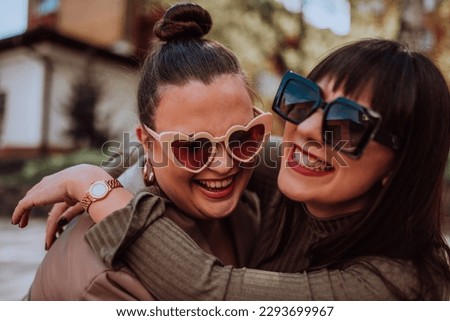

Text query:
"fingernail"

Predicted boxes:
[[58, 218, 68, 227]]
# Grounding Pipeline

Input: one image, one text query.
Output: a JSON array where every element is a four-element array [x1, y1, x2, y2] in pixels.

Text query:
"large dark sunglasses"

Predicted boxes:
[[144, 106, 272, 173], [272, 71, 400, 158]]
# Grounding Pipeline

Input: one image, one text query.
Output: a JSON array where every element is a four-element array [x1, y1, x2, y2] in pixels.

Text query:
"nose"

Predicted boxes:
[[294, 108, 324, 144], [208, 143, 235, 174]]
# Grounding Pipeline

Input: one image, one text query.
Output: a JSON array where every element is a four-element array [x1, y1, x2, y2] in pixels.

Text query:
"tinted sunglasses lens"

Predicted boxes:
[[171, 138, 212, 170], [228, 124, 265, 161], [323, 103, 374, 154], [278, 80, 318, 123]]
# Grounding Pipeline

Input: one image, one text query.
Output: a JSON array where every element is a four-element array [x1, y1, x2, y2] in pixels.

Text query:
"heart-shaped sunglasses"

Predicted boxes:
[[143, 106, 273, 173]]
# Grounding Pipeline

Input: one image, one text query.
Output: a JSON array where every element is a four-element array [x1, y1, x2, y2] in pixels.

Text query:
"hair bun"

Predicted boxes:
[[154, 3, 212, 41]]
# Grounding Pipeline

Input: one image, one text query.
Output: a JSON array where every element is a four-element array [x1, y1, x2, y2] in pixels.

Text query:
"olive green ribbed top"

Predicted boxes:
[[85, 139, 429, 300], [85, 188, 422, 300]]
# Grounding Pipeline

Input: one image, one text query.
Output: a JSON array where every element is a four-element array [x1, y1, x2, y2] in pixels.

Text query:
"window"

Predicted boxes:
[[37, 0, 60, 14]]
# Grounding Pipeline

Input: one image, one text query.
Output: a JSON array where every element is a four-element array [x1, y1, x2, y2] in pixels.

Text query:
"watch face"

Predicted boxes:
[[90, 181, 109, 198]]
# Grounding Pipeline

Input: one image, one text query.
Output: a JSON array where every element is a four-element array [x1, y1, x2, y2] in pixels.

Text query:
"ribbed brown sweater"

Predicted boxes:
[[85, 190, 424, 300]]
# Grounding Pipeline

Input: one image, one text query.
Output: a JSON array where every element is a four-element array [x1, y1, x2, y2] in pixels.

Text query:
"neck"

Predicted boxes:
[[198, 219, 237, 265], [304, 201, 364, 219]]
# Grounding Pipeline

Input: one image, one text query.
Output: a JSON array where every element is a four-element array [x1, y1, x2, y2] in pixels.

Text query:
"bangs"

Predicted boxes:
[[307, 39, 416, 141]]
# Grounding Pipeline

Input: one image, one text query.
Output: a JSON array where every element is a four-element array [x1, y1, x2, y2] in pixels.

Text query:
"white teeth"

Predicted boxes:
[[292, 147, 332, 172], [198, 177, 233, 189]]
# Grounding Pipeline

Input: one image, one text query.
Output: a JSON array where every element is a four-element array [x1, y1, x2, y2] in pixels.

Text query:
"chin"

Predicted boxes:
[[277, 171, 306, 202], [204, 199, 239, 220]]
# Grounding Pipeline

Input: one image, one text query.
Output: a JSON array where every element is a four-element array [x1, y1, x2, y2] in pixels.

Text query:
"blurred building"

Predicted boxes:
[[0, 0, 163, 158], [27, 0, 163, 58]]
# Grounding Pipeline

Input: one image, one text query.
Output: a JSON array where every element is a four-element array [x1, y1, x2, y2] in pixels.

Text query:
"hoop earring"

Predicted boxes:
[[143, 160, 155, 185], [381, 170, 393, 187]]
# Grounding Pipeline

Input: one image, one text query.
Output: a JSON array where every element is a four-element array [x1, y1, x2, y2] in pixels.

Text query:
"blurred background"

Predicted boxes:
[[0, 0, 449, 300]]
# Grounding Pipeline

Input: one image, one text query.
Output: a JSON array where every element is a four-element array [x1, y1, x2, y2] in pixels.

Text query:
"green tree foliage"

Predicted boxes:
[[170, 0, 449, 83]]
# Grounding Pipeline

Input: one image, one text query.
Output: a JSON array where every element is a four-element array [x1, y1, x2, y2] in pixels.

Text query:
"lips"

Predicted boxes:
[[287, 145, 334, 176], [195, 175, 236, 199]]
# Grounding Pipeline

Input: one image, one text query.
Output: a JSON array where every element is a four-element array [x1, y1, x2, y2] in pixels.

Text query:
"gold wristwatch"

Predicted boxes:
[[81, 179, 123, 211]]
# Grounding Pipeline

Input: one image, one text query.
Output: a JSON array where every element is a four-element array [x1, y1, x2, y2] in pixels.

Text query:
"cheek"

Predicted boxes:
[[148, 141, 166, 164], [358, 144, 394, 177], [238, 168, 253, 189], [339, 147, 394, 190], [153, 164, 193, 203], [277, 168, 292, 197]]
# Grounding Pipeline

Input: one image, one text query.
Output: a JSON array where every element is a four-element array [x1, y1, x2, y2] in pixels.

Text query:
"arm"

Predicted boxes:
[[86, 198, 419, 300], [44, 145, 143, 248], [11, 164, 134, 229], [29, 213, 155, 301]]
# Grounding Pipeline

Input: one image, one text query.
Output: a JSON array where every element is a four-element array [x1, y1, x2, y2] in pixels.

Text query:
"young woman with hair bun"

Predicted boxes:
[[12, 2, 272, 300]]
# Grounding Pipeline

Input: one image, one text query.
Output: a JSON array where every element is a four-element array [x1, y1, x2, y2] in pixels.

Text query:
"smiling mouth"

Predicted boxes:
[[291, 145, 334, 172], [196, 176, 234, 192]]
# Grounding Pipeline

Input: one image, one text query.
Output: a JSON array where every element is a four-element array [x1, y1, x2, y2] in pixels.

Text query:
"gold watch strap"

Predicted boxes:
[[81, 179, 122, 211], [105, 178, 123, 190]]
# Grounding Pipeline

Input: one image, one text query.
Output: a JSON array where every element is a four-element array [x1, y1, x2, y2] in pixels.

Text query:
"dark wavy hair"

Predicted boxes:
[[137, 2, 257, 129], [304, 39, 450, 299]]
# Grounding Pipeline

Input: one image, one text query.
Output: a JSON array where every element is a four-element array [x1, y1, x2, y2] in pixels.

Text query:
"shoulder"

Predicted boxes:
[[30, 214, 154, 300], [82, 267, 155, 300], [102, 144, 143, 179]]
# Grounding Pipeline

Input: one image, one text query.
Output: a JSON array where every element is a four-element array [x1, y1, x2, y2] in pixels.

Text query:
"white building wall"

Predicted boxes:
[[0, 42, 139, 152], [92, 59, 140, 141], [0, 50, 44, 149], [38, 42, 140, 149]]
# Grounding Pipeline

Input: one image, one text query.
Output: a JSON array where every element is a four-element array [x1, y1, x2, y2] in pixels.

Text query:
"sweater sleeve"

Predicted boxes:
[[86, 200, 419, 300], [85, 188, 166, 267]]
